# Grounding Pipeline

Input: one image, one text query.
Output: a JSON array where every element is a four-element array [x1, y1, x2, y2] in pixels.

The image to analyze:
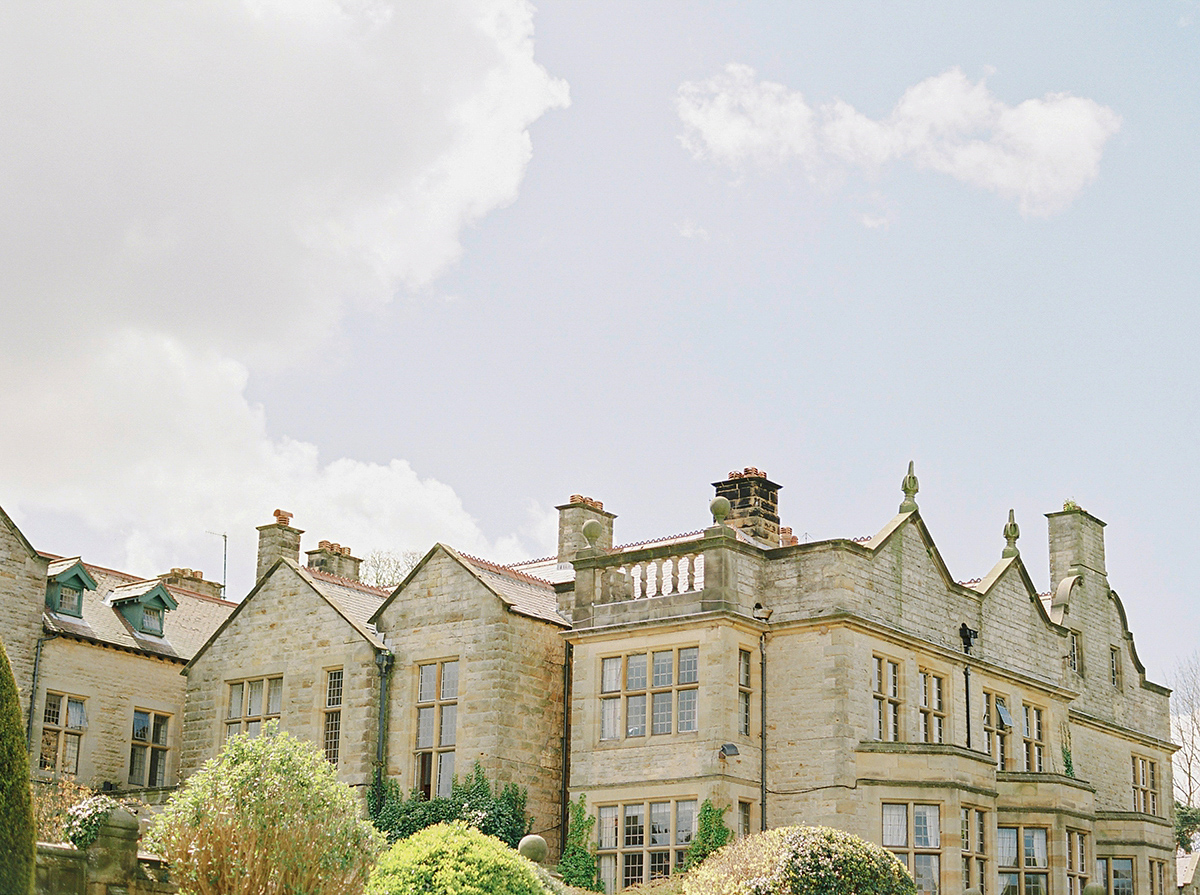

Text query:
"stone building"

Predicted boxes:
[[535, 468, 1176, 895], [0, 503, 235, 793], [180, 510, 569, 850]]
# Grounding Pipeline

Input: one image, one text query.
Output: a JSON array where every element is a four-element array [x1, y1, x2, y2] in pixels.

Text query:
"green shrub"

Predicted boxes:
[[683, 825, 914, 895], [684, 800, 731, 870], [558, 795, 604, 891], [148, 721, 383, 895], [369, 762, 532, 847], [367, 821, 554, 895], [0, 641, 34, 894], [64, 794, 120, 850]]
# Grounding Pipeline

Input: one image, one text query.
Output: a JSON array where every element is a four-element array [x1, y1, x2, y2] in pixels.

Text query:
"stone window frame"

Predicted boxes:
[[883, 802, 941, 895], [1095, 856, 1135, 895], [225, 675, 283, 740], [1022, 703, 1046, 773], [1132, 755, 1159, 815], [129, 709, 170, 787], [738, 648, 752, 737], [918, 667, 946, 744], [737, 800, 752, 838], [961, 806, 988, 895], [998, 825, 1049, 895], [1068, 632, 1082, 675], [1111, 647, 1123, 689], [596, 797, 697, 892], [1149, 858, 1167, 895], [1067, 829, 1090, 895], [983, 690, 1013, 770], [415, 658, 458, 800], [323, 668, 343, 766], [873, 655, 903, 742], [599, 647, 699, 742], [39, 692, 86, 775]]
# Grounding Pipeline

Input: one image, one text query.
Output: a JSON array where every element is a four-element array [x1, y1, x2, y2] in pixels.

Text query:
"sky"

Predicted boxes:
[[1, 1, 1196, 684]]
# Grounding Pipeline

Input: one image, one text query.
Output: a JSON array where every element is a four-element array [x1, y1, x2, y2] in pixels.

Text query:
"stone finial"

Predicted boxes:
[[710, 496, 731, 525], [582, 519, 603, 547], [899, 461, 919, 513], [273, 509, 294, 526], [518, 833, 548, 863], [1002, 509, 1021, 558]]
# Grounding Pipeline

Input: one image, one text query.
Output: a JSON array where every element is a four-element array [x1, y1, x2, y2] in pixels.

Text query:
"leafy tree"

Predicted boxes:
[[684, 825, 914, 895], [1173, 653, 1200, 813], [361, 549, 423, 589], [684, 800, 732, 870], [1178, 801, 1200, 853], [369, 762, 532, 848], [148, 721, 383, 895], [0, 640, 35, 894], [368, 822, 554, 895], [557, 795, 604, 891]]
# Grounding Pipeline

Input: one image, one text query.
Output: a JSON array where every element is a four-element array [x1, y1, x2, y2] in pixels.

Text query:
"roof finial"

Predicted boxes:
[[710, 496, 731, 525], [1002, 509, 1020, 558], [899, 461, 919, 513]]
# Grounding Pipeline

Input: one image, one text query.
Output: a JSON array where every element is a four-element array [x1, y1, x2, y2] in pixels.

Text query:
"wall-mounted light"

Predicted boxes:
[[719, 743, 740, 759], [752, 603, 773, 621]]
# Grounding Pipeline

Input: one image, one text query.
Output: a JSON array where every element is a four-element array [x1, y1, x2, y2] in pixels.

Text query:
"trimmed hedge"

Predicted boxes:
[[0, 641, 34, 895]]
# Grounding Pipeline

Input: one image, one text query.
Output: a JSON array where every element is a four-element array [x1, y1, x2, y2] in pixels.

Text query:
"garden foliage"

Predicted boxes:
[[557, 795, 604, 891], [64, 794, 120, 850], [369, 762, 532, 847], [32, 775, 92, 844], [683, 825, 915, 895], [0, 641, 35, 895], [148, 721, 383, 895], [684, 800, 732, 870], [367, 821, 555, 895]]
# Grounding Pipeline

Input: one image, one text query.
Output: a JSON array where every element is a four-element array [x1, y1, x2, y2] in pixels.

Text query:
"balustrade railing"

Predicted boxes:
[[597, 550, 704, 601]]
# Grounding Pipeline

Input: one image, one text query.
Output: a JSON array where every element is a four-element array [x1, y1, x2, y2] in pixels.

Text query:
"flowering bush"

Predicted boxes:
[[64, 794, 120, 850], [683, 825, 914, 895]]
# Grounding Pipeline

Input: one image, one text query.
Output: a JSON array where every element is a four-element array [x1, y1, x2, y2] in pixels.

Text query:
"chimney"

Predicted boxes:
[[158, 568, 224, 600], [712, 468, 783, 545], [256, 509, 303, 582], [1046, 502, 1107, 592], [557, 495, 616, 563], [306, 540, 362, 582]]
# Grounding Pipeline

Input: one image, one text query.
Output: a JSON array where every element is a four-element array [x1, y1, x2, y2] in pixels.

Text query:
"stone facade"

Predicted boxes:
[[541, 468, 1177, 895]]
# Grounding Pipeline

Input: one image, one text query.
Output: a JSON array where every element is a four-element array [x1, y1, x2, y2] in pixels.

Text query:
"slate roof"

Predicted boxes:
[[296, 564, 389, 648], [457, 552, 567, 627], [40, 557, 236, 662]]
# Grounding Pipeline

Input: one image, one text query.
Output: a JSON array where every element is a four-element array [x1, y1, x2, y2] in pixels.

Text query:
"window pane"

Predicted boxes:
[[418, 664, 436, 702], [436, 751, 455, 799], [63, 733, 80, 775], [227, 683, 243, 719], [913, 854, 939, 895], [1000, 873, 1020, 895], [650, 802, 671, 845], [676, 800, 696, 844], [740, 649, 751, 687], [416, 706, 434, 748], [247, 680, 263, 717], [651, 692, 672, 734], [267, 678, 283, 714], [739, 690, 751, 736], [324, 710, 341, 765], [1024, 829, 1047, 867], [913, 805, 939, 849], [882, 804, 908, 847], [44, 694, 62, 727], [601, 657, 621, 693], [132, 710, 150, 742], [66, 698, 86, 730], [441, 661, 459, 700], [1113, 859, 1134, 895], [652, 651, 673, 687], [440, 704, 457, 746], [626, 654, 647, 691], [598, 806, 618, 849], [1025, 873, 1048, 895], [599, 855, 616, 894], [148, 746, 167, 786], [128, 744, 146, 785], [627, 694, 646, 737], [998, 828, 1018, 867], [623, 853, 643, 889], [246, 719, 261, 737], [601, 698, 620, 740], [678, 647, 699, 684], [326, 670, 343, 708], [624, 804, 645, 847], [977, 811, 986, 854], [677, 689, 698, 732], [649, 851, 671, 880], [39, 730, 58, 771], [142, 607, 163, 634], [152, 714, 169, 746]]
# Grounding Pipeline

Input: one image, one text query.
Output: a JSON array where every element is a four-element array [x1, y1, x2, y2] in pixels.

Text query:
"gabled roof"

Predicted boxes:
[[107, 579, 178, 610], [40, 557, 235, 662], [0, 503, 40, 561]]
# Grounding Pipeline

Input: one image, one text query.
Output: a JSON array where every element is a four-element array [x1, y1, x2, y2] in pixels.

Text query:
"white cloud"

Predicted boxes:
[[677, 65, 1120, 217], [859, 214, 890, 230], [677, 219, 710, 240], [0, 0, 566, 589]]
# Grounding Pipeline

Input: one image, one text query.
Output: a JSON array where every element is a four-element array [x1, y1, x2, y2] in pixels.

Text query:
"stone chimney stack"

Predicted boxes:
[[158, 568, 224, 600], [713, 468, 783, 545], [306, 541, 362, 582], [1046, 503, 1107, 592], [557, 495, 616, 563], [256, 509, 303, 582]]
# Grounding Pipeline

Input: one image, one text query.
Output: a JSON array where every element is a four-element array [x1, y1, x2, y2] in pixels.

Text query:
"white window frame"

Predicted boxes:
[[961, 807, 988, 895], [919, 668, 945, 744], [324, 668, 343, 766], [599, 648, 699, 742], [883, 802, 941, 895], [39, 692, 86, 774], [873, 656, 902, 742], [415, 659, 458, 799], [129, 709, 170, 787], [998, 826, 1048, 895], [1067, 829, 1089, 895], [596, 798, 697, 892], [225, 676, 283, 739], [1022, 704, 1046, 772], [1132, 755, 1159, 815]]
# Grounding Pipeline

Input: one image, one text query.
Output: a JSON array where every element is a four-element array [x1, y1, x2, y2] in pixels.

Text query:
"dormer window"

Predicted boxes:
[[44, 558, 97, 619], [59, 587, 81, 614], [142, 606, 164, 635]]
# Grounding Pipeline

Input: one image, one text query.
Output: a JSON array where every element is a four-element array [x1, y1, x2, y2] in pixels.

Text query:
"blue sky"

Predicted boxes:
[[1, 1, 1195, 682]]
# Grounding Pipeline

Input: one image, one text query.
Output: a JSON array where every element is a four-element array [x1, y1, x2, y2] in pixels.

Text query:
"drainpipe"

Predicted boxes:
[[760, 632, 767, 831], [26, 632, 58, 750], [560, 641, 573, 852], [373, 651, 394, 801]]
